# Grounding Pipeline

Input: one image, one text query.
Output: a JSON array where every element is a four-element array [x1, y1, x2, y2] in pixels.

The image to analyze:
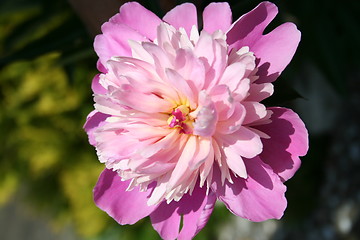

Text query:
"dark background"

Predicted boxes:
[[0, 0, 359, 239]]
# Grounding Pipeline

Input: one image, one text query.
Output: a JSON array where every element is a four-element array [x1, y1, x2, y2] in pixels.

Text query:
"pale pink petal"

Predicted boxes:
[[150, 185, 216, 240], [165, 68, 196, 106], [194, 31, 227, 89], [166, 135, 197, 191], [83, 110, 109, 146], [219, 62, 246, 91], [93, 169, 158, 225], [107, 58, 180, 100], [216, 102, 246, 135], [92, 74, 107, 94], [188, 137, 212, 170], [223, 146, 247, 178], [110, 2, 162, 40], [148, 173, 172, 206], [242, 101, 267, 125], [203, 2, 232, 34], [227, 2, 301, 83], [232, 78, 251, 102], [94, 128, 145, 166], [138, 130, 180, 158], [128, 40, 154, 64], [199, 146, 215, 187], [93, 94, 127, 116], [142, 42, 172, 69], [163, 3, 198, 36], [193, 91, 218, 137], [94, 22, 147, 68], [174, 48, 206, 93], [210, 84, 234, 121], [246, 82, 274, 102], [220, 126, 262, 159], [212, 157, 287, 222], [110, 84, 173, 113], [254, 107, 308, 181]]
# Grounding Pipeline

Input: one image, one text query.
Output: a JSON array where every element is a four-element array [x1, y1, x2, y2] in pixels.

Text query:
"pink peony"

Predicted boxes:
[[84, 1, 308, 239]]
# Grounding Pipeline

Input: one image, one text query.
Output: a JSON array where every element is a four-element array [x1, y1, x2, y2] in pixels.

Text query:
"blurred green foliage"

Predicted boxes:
[[0, 0, 111, 237]]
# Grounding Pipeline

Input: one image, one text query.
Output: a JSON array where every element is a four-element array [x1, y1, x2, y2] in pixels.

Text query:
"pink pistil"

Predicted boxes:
[[169, 109, 185, 128], [168, 109, 192, 134]]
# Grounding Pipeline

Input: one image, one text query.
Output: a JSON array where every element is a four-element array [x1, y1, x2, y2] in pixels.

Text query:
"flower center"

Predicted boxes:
[[167, 105, 193, 134]]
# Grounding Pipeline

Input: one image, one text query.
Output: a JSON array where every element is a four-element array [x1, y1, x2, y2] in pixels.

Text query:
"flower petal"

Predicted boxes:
[[194, 31, 227, 89], [223, 146, 247, 178], [227, 2, 278, 50], [242, 101, 267, 125], [174, 48, 206, 93], [203, 2, 232, 34], [165, 68, 196, 106], [220, 126, 263, 159], [83, 110, 109, 146], [93, 169, 158, 225], [251, 22, 301, 83], [166, 135, 196, 191], [150, 185, 216, 240], [178, 190, 216, 240], [94, 22, 147, 68], [92, 74, 107, 94], [212, 157, 287, 222], [163, 3, 198, 36], [109, 84, 174, 113], [227, 2, 300, 83], [216, 102, 246, 135], [193, 91, 218, 137], [150, 201, 180, 240], [110, 2, 162, 40], [255, 107, 308, 181], [246, 82, 274, 102]]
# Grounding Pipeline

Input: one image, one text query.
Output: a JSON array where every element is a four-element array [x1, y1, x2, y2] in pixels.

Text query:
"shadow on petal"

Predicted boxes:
[[254, 107, 307, 181]]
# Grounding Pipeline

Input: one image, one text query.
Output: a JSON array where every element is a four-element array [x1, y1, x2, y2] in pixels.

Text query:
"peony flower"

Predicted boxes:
[[84, 1, 308, 239]]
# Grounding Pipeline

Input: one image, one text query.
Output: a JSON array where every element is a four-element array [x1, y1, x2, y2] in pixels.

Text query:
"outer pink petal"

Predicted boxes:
[[163, 3, 197, 36], [227, 2, 300, 83], [94, 22, 147, 68], [150, 185, 216, 240], [250, 22, 301, 83], [110, 2, 162, 40], [150, 201, 180, 240], [227, 2, 278, 51], [203, 2, 232, 34], [212, 157, 287, 222], [93, 169, 158, 225], [254, 107, 308, 181], [83, 110, 108, 146], [178, 191, 216, 240]]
